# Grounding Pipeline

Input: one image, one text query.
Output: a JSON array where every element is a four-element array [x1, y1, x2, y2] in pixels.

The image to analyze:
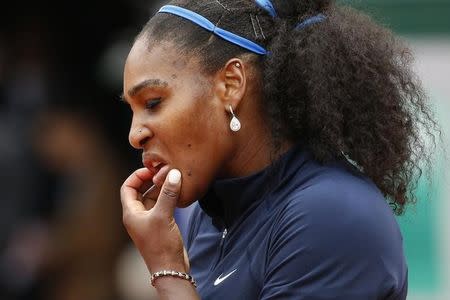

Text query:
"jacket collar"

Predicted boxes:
[[198, 143, 310, 229]]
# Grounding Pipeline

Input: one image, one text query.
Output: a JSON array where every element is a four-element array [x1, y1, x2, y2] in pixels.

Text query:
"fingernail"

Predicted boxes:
[[168, 169, 181, 184]]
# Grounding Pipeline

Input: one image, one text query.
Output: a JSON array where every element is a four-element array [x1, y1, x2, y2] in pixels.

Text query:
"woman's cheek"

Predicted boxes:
[[178, 167, 210, 208], [178, 177, 198, 208]]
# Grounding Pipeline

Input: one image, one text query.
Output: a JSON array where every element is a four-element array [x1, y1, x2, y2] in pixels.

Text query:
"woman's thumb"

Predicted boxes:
[[153, 169, 182, 217]]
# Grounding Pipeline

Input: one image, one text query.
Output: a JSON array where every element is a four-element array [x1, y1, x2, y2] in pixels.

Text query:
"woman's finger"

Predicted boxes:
[[142, 184, 159, 210], [153, 169, 182, 218], [141, 166, 170, 209], [120, 168, 155, 214], [138, 180, 155, 195]]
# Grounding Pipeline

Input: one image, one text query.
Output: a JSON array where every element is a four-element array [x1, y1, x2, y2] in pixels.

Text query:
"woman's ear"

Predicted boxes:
[[213, 58, 247, 111]]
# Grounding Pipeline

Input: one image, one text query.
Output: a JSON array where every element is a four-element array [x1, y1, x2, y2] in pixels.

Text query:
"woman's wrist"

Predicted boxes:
[[153, 274, 200, 299], [150, 270, 197, 287]]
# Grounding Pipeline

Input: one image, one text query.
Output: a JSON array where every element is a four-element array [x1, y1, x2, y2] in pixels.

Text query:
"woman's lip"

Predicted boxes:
[[142, 152, 166, 167], [143, 159, 166, 171], [142, 155, 171, 186], [151, 161, 163, 168], [143, 162, 166, 179], [143, 164, 159, 175]]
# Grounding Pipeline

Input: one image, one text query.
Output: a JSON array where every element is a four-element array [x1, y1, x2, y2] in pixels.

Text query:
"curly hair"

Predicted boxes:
[[138, 0, 440, 215]]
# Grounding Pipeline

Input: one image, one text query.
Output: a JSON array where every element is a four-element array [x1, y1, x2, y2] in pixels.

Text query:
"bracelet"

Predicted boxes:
[[150, 270, 197, 288]]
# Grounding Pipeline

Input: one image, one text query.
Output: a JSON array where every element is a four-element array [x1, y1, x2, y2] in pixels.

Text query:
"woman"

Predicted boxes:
[[120, 0, 438, 299]]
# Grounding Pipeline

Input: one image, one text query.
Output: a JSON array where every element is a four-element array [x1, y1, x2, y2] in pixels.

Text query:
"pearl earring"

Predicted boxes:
[[229, 105, 241, 132], [235, 62, 241, 68]]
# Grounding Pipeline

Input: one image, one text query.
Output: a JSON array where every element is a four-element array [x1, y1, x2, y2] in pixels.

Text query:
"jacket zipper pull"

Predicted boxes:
[[212, 228, 228, 269], [220, 228, 227, 247]]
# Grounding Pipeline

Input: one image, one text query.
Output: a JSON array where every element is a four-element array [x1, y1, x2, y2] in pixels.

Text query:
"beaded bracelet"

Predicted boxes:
[[150, 270, 197, 288]]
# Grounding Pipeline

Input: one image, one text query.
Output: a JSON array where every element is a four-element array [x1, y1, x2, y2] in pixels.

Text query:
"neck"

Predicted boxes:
[[221, 75, 294, 178], [223, 128, 293, 178]]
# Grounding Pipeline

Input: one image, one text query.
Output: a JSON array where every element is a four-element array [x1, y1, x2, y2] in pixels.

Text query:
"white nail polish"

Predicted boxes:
[[168, 169, 181, 184]]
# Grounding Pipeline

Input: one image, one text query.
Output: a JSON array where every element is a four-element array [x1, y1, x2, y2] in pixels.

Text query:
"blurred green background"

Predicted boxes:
[[344, 0, 450, 33]]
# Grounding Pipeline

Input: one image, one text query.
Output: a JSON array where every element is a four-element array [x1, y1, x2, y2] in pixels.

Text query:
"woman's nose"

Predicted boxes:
[[129, 124, 152, 149]]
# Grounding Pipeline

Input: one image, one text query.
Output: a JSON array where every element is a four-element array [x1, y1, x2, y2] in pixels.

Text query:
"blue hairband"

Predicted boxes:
[[158, 4, 326, 56], [159, 5, 268, 55], [255, 0, 277, 17], [256, 0, 326, 29], [296, 14, 327, 30]]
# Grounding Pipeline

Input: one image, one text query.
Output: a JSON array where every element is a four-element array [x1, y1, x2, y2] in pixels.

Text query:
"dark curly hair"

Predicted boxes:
[[138, 0, 440, 215]]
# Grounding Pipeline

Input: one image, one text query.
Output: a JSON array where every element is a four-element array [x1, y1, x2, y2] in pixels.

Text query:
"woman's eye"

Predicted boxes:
[[145, 98, 162, 110]]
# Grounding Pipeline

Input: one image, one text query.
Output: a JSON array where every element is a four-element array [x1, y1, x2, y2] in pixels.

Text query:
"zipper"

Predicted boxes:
[[221, 228, 228, 242], [212, 228, 228, 270]]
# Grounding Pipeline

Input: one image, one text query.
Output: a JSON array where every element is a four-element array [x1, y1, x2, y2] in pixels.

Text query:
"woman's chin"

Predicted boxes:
[[177, 190, 198, 208], [177, 197, 197, 208]]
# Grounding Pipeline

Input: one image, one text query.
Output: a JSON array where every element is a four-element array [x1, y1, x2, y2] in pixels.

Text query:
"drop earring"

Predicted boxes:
[[229, 105, 241, 132]]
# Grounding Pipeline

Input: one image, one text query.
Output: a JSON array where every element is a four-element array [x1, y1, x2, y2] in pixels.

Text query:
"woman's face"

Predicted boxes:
[[123, 38, 233, 207]]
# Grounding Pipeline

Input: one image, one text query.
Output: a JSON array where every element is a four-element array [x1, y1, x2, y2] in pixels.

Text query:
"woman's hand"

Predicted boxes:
[[120, 168, 189, 274]]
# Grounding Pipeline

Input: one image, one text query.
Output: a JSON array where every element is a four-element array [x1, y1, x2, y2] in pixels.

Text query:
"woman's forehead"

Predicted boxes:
[[125, 40, 188, 87], [123, 38, 210, 99], [125, 38, 197, 78]]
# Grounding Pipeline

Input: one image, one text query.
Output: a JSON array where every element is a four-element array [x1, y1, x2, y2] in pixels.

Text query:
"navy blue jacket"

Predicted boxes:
[[186, 144, 407, 299]]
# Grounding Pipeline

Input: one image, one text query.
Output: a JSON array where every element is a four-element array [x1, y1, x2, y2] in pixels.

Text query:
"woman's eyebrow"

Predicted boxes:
[[127, 79, 169, 98]]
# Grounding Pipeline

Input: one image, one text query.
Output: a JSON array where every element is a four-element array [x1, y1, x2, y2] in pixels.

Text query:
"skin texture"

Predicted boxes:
[[124, 38, 229, 207], [123, 38, 282, 207], [120, 168, 198, 299]]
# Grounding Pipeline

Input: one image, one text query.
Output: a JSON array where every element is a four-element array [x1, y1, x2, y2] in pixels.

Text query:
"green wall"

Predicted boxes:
[[340, 0, 450, 34]]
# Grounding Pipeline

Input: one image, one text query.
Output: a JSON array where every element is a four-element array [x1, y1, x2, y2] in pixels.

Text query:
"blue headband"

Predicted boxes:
[[256, 0, 327, 30], [296, 14, 327, 30], [157, 4, 326, 56], [255, 0, 277, 17], [158, 5, 268, 55]]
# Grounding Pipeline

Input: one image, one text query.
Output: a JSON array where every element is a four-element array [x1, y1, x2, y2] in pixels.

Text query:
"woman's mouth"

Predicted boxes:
[[149, 161, 164, 172], [151, 164, 171, 187]]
